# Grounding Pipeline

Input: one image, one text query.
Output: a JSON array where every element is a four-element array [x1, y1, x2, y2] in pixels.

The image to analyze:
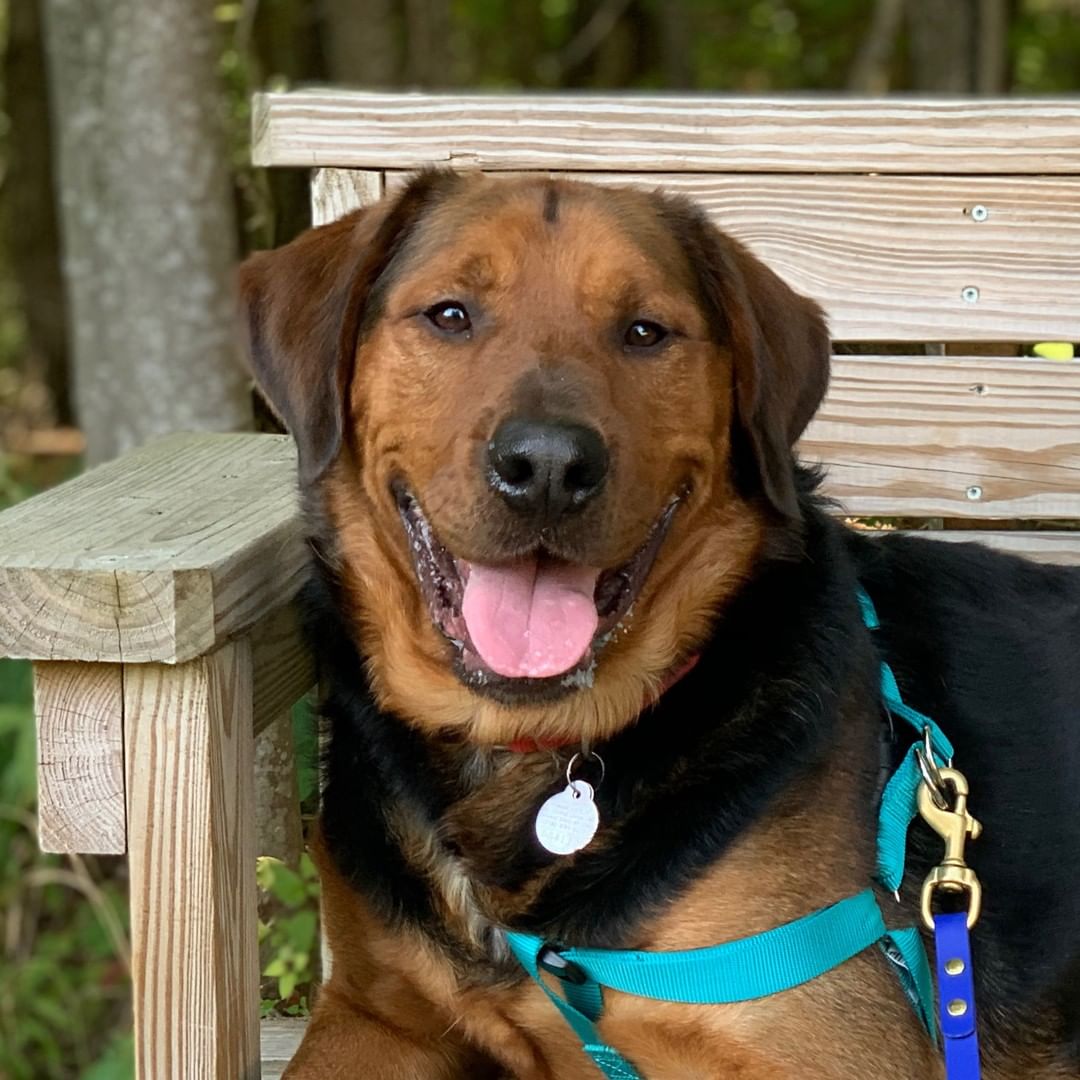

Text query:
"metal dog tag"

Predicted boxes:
[[535, 780, 599, 855]]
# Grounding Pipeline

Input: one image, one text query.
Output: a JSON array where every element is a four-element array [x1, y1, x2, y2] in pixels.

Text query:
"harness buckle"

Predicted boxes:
[[917, 766, 983, 930], [538, 946, 588, 985]]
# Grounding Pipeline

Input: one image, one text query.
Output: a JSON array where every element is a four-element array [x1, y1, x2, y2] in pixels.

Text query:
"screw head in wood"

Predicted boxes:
[[961, 286, 980, 304], [966, 485, 983, 501], [970, 204, 989, 222]]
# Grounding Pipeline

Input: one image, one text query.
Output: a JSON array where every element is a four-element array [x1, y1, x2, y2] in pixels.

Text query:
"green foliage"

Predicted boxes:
[[1012, 0, 1080, 90], [291, 697, 320, 810], [0, 473, 132, 1080], [0, 656, 133, 1080], [258, 854, 322, 1018]]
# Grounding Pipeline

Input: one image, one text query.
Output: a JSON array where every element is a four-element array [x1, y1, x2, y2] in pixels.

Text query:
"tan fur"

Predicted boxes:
[[289, 708, 942, 1079], [241, 176, 1070, 1079], [320, 177, 764, 748]]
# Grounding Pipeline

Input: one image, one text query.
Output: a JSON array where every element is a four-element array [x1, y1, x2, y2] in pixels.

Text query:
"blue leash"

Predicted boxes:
[[934, 913, 981, 1079], [505, 586, 983, 1079]]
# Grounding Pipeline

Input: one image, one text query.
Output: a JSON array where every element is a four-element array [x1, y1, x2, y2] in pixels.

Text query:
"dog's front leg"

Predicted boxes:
[[282, 982, 504, 1080]]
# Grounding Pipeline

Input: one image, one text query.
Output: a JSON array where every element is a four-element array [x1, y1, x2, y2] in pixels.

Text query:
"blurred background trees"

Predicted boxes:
[[0, 1, 1078, 1076], [2, 0, 1080, 464]]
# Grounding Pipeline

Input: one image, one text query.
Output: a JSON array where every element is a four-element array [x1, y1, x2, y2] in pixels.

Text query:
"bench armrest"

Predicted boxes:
[[0, 433, 306, 664]]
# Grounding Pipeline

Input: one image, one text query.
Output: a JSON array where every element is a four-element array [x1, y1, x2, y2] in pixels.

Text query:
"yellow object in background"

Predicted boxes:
[[1032, 342, 1075, 361]]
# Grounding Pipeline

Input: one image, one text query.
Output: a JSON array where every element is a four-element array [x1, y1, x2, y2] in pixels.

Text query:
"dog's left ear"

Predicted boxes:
[[236, 170, 461, 482], [665, 201, 831, 519]]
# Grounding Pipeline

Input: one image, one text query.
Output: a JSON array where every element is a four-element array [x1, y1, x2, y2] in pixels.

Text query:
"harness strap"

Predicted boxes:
[[505, 586, 962, 1078], [858, 585, 954, 893], [506, 890, 921, 1078], [881, 924, 938, 1038], [509, 890, 886, 1005], [507, 930, 643, 1080]]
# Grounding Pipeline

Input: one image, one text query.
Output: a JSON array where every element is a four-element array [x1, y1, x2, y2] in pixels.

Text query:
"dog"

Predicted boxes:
[[238, 171, 1080, 1079]]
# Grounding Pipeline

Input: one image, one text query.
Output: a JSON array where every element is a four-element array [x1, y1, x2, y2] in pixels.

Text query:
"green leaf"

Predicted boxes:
[[278, 970, 298, 1001], [281, 909, 317, 953], [263, 956, 287, 978], [82, 1031, 135, 1080], [291, 699, 320, 806], [265, 863, 306, 907]]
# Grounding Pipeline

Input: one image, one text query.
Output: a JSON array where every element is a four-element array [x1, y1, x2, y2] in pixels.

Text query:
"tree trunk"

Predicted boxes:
[[3, 0, 70, 425], [42, 0, 251, 465], [321, 0, 400, 87], [848, 0, 906, 92], [654, 0, 694, 89], [975, 0, 1010, 93], [404, 0, 453, 87], [907, 0, 976, 91], [907, 0, 1011, 93]]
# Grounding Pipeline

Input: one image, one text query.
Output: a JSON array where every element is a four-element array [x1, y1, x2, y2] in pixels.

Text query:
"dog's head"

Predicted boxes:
[[238, 172, 829, 743]]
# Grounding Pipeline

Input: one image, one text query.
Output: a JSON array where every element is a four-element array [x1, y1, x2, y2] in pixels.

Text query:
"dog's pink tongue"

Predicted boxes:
[[461, 558, 599, 678]]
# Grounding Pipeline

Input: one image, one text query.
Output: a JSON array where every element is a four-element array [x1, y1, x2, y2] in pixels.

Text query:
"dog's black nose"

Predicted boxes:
[[488, 418, 608, 522]]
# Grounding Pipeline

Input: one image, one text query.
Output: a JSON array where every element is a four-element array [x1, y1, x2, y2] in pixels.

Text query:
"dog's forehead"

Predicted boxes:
[[396, 178, 699, 295]]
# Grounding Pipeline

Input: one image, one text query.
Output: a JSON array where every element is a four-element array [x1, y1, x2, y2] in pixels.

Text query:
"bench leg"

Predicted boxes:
[[124, 640, 260, 1079]]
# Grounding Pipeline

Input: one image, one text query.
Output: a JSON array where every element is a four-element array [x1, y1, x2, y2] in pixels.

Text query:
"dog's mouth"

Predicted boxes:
[[395, 489, 682, 696]]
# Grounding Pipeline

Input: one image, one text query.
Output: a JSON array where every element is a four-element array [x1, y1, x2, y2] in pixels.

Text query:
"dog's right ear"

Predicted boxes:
[[236, 171, 460, 482]]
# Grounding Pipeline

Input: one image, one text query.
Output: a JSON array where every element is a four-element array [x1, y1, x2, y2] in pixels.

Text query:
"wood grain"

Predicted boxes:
[[0, 433, 305, 664], [383, 169, 1080, 342], [33, 661, 126, 854], [261, 1017, 306, 1080], [803, 354, 1080, 519], [124, 641, 260, 1080], [251, 601, 314, 737], [311, 167, 383, 226], [252, 92, 1080, 174]]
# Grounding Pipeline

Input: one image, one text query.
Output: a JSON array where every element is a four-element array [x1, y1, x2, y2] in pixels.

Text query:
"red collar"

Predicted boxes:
[[504, 653, 701, 754]]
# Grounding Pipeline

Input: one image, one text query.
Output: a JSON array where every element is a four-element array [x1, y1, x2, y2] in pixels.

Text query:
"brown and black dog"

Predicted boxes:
[[239, 171, 1080, 1079]]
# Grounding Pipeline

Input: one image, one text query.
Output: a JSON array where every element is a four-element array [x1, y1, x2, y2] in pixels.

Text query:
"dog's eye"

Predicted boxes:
[[625, 320, 668, 349], [424, 301, 472, 335]]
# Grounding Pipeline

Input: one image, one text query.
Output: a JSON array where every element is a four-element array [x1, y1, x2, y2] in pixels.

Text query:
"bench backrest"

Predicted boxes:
[[253, 92, 1080, 562]]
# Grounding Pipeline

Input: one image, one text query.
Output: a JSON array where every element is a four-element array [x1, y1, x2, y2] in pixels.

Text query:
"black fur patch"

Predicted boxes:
[[542, 184, 559, 224], [309, 482, 1080, 1061]]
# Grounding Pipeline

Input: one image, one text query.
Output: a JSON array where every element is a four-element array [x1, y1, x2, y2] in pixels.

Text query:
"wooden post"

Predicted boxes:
[[124, 640, 260, 1080], [34, 660, 126, 854]]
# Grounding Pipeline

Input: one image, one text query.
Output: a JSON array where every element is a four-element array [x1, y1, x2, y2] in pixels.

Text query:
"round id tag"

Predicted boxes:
[[535, 780, 599, 855]]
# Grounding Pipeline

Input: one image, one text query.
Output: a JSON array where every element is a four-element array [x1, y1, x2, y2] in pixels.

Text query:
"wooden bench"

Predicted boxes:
[[2, 92, 1079, 1079]]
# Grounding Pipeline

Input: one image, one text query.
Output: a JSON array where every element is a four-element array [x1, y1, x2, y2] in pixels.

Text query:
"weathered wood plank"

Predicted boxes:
[[381, 170, 1080, 342], [261, 1017, 306, 1079], [33, 661, 126, 854], [253, 92, 1080, 173], [0, 433, 305, 664], [251, 601, 314, 737], [125, 641, 260, 1080], [803, 355, 1080, 519], [311, 167, 383, 226]]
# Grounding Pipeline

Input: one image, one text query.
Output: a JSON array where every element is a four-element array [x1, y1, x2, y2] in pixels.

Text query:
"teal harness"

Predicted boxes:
[[505, 586, 950, 1079]]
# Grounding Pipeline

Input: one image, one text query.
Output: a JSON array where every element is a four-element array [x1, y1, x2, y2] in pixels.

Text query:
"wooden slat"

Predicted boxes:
[[804, 355, 1080, 519], [896, 530, 1080, 565], [251, 602, 314, 736], [311, 167, 382, 226], [34, 661, 126, 854], [125, 641, 260, 1080], [261, 1018, 306, 1079], [253, 92, 1080, 174], [0, 433, 305, 664], [384, 169, 1080, 341]]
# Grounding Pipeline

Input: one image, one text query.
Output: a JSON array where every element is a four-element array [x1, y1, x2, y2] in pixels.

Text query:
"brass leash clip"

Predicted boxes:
[[916, 764, 982, 930]]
